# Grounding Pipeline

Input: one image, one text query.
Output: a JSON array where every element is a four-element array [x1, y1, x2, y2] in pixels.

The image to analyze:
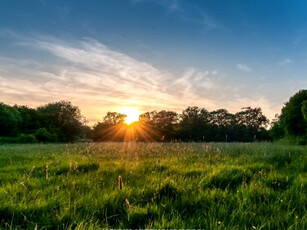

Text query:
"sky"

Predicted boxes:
[[0, 0, 306, 124]]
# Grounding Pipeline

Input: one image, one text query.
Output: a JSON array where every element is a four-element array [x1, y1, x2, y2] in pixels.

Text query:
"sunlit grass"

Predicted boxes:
[[0, 143, 306, 229]]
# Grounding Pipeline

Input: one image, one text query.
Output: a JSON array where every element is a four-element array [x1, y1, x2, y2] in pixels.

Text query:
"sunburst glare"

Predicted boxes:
[[121, 107, 140, 125]]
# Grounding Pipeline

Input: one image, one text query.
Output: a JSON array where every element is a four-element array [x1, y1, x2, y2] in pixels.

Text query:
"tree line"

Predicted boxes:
[[92, 107, 269, 142], [0, 89, 306, 144]]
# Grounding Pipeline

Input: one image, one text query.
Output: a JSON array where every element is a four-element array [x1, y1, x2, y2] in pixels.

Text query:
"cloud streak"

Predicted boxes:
[[131, 0, 180, 12], [278, 58, 292, 65], [0, 35, 283, 124], [237, 64, 251, 72]]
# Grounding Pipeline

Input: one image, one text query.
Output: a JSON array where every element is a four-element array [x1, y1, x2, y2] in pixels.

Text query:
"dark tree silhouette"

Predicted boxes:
[[0, 103, 21, 137], [139, 110, 178, 141], [280, 90, 307, 136], [179, 106, 211, 141], [37, 101, 86, 142], [93, 112, 127, 141], [302, 101, 307, 122], [103, 112, 127, 125], [14, 105, 41, 134]]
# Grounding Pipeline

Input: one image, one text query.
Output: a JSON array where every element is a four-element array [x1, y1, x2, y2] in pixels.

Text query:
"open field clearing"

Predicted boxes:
[[0, 143, 306, 229]]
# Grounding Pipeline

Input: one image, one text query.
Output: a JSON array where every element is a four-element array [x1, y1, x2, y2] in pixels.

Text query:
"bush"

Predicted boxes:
[[0, 137, 18, 144], [17, 134, 37, 143], [34, 128, 57, 143]]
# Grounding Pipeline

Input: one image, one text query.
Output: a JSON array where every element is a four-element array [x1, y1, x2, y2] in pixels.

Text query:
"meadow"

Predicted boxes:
[[0, 142, 306, 229]]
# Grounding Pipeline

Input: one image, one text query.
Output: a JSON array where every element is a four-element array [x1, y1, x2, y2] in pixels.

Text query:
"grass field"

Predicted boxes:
[[0, 143, 306, 229]]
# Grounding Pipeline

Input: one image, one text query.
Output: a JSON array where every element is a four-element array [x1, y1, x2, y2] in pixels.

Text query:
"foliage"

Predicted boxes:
[[103, 112, 127, 125], [139, 110, 179, 141], [14, 105, 41, 134], [302, 100, 307, 122], [34, 128, 58, 143], [1, 90, 307, 143], [0, 103, 22, 137], [93, 112, 126, 141], [92, 106, 269, 142], [270, 90, 307, 143], [0, 143, 305, 229], [37, 101, 87, 142], [17, 133, 37, 143], [280, 89, 307, 136], [179, 106, 211, 141]]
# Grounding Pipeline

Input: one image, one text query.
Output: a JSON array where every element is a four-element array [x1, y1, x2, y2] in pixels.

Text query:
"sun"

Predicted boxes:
[[121, 107, 140, 125]]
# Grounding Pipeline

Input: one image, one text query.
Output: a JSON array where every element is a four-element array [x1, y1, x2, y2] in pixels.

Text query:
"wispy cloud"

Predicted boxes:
[[131, 0, 180, 12], [237, 64, 251, 72], [278, 58, 292, 65], [0, 34, 284, 123], [131, 0, 227, 31], [0, 36, 224, 123]]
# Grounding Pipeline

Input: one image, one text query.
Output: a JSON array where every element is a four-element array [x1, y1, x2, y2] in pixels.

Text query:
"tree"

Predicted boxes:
[[0, 103, 22, 136], [280, 90, 307, 137], [138, 110, 179, 141], [210, 109, 235, 141], [269, 114, 285, 140], [234, 107, 269, 141], [235, 107, 268, 129], [93, 112, 127, 141], [210, 109, 234, 127], [179, 106, 211, 141], [14, 105, 41, 134], [103, 112, 127, 125], [302, 100, 307, 122], [37, 101, 86, 142]]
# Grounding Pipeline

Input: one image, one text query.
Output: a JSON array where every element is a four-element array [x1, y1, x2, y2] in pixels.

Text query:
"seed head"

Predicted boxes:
[[74, 162, 78, 171], [45, 164, 49, 179], [125, 198, 130, 210], [118, 175, 124, 190]]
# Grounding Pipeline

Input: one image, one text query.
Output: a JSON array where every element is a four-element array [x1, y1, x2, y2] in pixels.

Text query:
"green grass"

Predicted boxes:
[[0, 142, 306, 229]]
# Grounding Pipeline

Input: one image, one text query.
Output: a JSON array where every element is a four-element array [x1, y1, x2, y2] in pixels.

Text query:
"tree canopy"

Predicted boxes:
[[270, 89, 307, 143], [0, 103, 22, 137]]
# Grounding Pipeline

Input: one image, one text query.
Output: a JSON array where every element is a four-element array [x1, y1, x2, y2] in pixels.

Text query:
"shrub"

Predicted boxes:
[[17, 134, 37, 143], [34, 128, 57, 142]]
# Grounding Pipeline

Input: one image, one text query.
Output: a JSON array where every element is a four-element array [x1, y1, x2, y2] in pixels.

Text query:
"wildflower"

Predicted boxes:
[[280, 199, 283, 203], [295, 215, 299, 219], [218, 221, 222, 225], [118, 175, 124, 190]]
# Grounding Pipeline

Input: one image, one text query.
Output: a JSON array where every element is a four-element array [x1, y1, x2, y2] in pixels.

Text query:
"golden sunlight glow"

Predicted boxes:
[[121, 107, 140, 125]]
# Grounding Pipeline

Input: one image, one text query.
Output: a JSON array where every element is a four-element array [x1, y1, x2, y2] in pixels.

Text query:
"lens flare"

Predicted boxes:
[[121, 107, 140, 125]]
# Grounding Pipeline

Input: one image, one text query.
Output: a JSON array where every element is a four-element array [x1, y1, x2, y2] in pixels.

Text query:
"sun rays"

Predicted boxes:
[[121, 107, 140, 125]]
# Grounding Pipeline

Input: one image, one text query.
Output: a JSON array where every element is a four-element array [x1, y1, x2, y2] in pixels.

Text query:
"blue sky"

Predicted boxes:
[[0, 0, 306, 123]]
